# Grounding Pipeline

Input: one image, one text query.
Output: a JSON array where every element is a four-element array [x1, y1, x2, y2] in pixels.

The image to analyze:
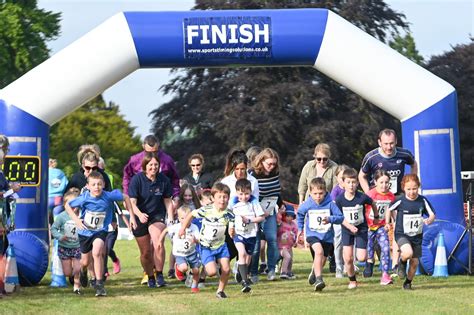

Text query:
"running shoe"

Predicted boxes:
[[287, 272, 297, 280], [95, 284, 107, 297], [141, 272, 148, 285], [79, 268, 88, 288], [73, 288, 82, 295], [267, 270, 276, 281], [348, 281, 358, 289], [380, 272, 393, 285], [113, 258, 121, 274], [390, 264, 399, 278], [403, 281, 412, 290], [279, 272, 289, 280], [250, 275, 259, 284], [363, 262, 374, 278], [314, 279, 326, 292], [157, 273, 167, 287], [308, 269, 316, 285], [191, 287, 200, 293], [258, 263, 267, 275], [89, 278, 96, 288], [167, 269, 176, 279], [335, 269, 344, 279], [148, 278, 157, 288], [241, 280, 252, 293], [175, 264, 186, 281], [216, 291, 228, 299], [198, 278, 206, 289]]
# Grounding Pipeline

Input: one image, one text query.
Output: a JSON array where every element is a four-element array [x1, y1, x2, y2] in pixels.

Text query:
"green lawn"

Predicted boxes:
[[2, 240, 473, 315]]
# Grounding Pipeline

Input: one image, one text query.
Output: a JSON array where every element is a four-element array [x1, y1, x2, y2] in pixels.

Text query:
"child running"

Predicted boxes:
[[230, 178, 265, 293], [277, 204, 298, 280], [179, 182, 235, 299], [158, 206, 201, 292], [387, 174, 435, 290], [65, 171, 132, 297], [335, 168, 378, 289], [363, 170, 395, 285], [51, 188, 81, 294], [297, 178, 344, 291]]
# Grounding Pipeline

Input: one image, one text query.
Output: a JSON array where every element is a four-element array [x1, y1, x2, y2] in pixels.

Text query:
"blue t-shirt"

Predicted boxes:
[[335, 191, 373, 232], [389, 194, 435, 243], [360, 147, 415, 195], [128, 172, 172, 217], [69, 189, 123, 237]]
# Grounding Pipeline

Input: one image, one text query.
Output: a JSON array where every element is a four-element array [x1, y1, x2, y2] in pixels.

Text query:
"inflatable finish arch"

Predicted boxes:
[[0, 9, 466, 282]]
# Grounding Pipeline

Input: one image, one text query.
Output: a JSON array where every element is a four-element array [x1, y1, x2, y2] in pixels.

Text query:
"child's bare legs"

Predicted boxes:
[[72, 258, 81, 289], [311, 243, 326, 277], [204, 261, 218, 277], [216, 257, 230, 293], [259, 239, 267, 268], [177, 263, 188, 274], [191, 266, 200, 287], [92, 238, 105, 281], [280, 248, 292, 274], [235, 242, 251, 286], [343, 245, 355, 277]]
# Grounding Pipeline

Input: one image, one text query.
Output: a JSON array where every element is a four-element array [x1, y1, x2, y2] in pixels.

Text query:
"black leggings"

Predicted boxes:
[[104, 229, 118, 273]]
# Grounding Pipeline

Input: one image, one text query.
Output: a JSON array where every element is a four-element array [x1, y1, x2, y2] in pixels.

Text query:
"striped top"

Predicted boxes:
[[250, 171, 281, 200]]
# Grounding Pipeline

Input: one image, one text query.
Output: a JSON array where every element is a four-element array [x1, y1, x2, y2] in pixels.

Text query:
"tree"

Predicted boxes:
[[0, 0, 61, 88], [49, 96, 142, 185], [426, 39, 474, 173], [389, 33, 424, 65], [150, 0, 409, 201]]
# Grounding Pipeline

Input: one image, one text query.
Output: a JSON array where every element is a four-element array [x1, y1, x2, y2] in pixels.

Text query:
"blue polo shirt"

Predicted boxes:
[[361, 147, 415, 195], [69, 189, 123, 237], [128, 172, 172, 217]]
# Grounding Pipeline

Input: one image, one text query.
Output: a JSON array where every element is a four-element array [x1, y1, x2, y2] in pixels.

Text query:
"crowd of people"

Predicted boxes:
[[0, 129, 436, 298]]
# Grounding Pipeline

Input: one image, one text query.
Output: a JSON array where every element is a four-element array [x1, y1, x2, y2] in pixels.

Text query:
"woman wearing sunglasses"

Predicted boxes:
[[298, 143, 338, 204], [66, 145, 112, 192], [182, 154, 213, 196]]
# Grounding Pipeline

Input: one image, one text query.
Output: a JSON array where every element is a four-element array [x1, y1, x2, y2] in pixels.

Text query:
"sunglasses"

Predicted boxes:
[[315, 157, 328, 162], [190, 164, 201, 167], [84, 166, 99, 171]]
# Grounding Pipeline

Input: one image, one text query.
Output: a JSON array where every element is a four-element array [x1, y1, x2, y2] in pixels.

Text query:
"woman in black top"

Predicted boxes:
[[182, 154, 213, 195]]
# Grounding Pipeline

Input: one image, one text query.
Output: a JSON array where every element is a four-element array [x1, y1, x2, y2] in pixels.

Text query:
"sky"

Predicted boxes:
[[37, 0, 473, 138]]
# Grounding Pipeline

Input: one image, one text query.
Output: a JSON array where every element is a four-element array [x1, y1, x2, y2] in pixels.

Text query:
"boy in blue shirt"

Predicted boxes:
[[297, 178, 345, 291], [65, 171, 132, 297]]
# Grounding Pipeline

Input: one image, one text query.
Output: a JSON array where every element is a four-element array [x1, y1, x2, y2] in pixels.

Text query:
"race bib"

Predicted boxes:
[[370, 200, 391, 220], [260, 196, 278, 215], [201, 221, 226, 246], [308, 209, 331, 233], [403, 213, 423, 236], [343, 205, 364, 226], [173, 236, 196, 256], [64, 220, 78, 241], [235, 215, 257, 237], [389, 176, 398, 194], [83, 210, 106, 231]]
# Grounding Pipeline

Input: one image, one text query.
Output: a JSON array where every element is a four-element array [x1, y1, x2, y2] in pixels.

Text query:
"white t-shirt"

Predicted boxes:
[[220, 173, 259, 201], [168, 223, 200, 257], [232, 200, 265, 238]]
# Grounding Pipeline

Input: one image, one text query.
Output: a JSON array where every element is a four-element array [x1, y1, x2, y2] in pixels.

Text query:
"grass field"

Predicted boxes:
[[2, 239, 474, 315]]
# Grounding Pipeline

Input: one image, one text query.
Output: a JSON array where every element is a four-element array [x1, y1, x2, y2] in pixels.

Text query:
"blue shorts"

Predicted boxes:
[[233, 235, 257, 255], [175, 251, 201, 269], [200, 244, 229, 266]]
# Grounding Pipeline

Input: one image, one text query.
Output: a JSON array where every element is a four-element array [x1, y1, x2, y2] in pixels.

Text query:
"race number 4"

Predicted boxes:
[[403, 213, 423, 236]]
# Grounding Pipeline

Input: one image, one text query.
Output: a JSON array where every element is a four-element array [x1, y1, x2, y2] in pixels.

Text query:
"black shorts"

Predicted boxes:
[[342, 228, 368, 249], [306, 236, 334, 257], [79, 231, 107, 254], [132, 212, 166, 238], [396, 235, 422, 258]]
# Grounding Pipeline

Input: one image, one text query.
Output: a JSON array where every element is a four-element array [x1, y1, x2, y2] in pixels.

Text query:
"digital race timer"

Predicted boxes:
[[1, 156, 41, 186]]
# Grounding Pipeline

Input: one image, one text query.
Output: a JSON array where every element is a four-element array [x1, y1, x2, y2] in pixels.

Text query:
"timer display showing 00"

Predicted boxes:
[[1, 156, 41, 186]]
